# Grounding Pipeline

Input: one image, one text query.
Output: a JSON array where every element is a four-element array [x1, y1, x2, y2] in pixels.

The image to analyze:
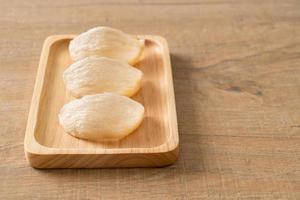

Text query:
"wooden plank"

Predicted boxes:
[[1, 135, 299, 199], [0, 0, 299, 199]]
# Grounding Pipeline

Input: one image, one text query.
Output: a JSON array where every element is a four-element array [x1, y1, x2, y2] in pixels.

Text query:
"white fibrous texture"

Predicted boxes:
[[69, 26, 144, 65], [58, 93, 145, 141], [63, 57, 143, 98]]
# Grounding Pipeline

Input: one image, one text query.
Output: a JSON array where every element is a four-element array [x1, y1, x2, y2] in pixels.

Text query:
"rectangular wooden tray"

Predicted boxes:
[[24, 35, 179, 168]]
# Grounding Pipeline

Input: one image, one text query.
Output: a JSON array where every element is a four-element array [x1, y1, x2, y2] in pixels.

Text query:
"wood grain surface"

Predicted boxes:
[[0, 0, 299, 199]]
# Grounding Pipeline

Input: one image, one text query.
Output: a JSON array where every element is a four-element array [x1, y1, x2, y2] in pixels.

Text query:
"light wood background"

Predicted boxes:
[[1, 0, 299, 199]]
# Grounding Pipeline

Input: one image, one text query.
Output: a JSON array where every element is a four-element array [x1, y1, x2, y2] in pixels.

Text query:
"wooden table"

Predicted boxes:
[[1, 0, 299, 199]]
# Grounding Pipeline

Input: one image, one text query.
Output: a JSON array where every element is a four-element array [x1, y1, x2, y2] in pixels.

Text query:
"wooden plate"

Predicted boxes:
[[24, 35, 179, 168]]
